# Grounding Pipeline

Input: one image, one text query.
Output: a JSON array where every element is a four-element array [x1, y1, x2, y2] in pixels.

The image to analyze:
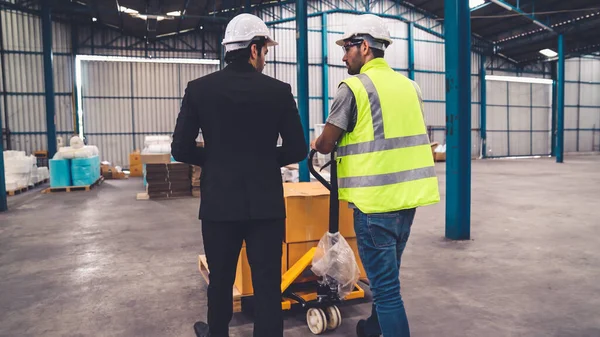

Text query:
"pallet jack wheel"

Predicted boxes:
[[306, 308, 327, 335], [325, 305, 341, 330]]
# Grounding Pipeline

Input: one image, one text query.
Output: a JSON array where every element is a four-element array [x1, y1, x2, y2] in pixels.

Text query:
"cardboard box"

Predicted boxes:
[[112, 171, 127, 179], [435, 152, 446, 162], [129, 164, 143, 177], [130, 151, 142, 166], [283, 182, 355, 243], [141, 153, 171, 165], [235, 242, 287, 296]]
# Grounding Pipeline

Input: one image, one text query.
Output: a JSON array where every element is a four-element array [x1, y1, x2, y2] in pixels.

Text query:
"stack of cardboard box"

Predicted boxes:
[[231, 182, 366, 296], [129, 151, 143, 177], [100, 162, 127, 180]]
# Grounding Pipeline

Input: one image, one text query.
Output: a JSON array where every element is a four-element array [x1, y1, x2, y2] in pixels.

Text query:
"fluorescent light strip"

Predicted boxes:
[[76, 55, 220, 65], [74, 55, 220, 139], [485, 75, 553, 84]]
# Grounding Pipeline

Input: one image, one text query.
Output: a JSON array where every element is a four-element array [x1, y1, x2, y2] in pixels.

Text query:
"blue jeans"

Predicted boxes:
[[354, 208, 416, 337]]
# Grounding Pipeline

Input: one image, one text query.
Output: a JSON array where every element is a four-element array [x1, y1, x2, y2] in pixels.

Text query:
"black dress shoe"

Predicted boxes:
[[356, 319, 380, 337], [193, 321, 210, 337]]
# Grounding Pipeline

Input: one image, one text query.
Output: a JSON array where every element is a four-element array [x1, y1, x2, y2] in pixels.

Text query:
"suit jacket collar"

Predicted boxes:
[[225, 62, 257, 73]]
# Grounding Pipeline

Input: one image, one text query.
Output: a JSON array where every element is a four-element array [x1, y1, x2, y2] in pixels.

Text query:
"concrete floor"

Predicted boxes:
[[1, 155, 599, 337]]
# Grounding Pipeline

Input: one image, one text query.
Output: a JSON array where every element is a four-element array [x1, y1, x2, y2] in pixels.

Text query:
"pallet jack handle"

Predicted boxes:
[[308, 149, 339, 234]]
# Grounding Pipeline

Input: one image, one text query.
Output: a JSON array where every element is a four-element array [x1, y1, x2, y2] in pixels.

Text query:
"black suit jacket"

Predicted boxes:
[[171, 62, 307, 222]]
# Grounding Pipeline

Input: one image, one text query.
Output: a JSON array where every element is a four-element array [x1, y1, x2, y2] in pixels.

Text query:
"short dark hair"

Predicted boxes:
[[371, 48, 385, 59], [224, 37, 266, 64]]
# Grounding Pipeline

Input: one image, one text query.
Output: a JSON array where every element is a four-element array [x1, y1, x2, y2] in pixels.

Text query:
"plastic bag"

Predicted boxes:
[[311, 232, 360, 299]]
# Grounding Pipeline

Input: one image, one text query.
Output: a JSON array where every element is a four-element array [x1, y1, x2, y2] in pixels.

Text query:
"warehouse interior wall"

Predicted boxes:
[[565, 56, 600, 153], [0, 7, 220, 166], [1, 2, 599, 167]]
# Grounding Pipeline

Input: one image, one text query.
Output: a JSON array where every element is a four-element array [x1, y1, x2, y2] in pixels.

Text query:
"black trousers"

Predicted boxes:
[[202, 218, 284, 337]]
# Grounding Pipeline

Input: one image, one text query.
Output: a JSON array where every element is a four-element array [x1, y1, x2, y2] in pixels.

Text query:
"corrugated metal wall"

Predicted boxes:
[[1, 9, 74, 155], [484, 60, 553, 158], [80, 60, 218, 167], [257, 0, 481, 157], [0, 7, 221, 167], [2, 1, 597, 167], [565, 56, 600, 152]]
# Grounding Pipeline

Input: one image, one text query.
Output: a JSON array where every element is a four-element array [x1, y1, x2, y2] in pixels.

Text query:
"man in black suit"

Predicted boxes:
[[171, 13, 307, 337]]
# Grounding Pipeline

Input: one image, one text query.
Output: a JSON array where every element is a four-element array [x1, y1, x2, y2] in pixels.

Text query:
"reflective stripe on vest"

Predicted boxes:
[[339, 166, 437, 189]]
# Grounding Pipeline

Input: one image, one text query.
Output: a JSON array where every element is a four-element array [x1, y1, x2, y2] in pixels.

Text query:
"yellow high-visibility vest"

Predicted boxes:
[[337, 58, 440, 213]]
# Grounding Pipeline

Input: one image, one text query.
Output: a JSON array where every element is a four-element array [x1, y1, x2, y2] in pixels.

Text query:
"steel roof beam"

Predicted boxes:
[[489, 0, 555, 33]]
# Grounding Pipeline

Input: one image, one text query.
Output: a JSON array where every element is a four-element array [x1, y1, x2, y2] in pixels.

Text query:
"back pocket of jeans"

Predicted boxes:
[[366, 214, 398, 248]]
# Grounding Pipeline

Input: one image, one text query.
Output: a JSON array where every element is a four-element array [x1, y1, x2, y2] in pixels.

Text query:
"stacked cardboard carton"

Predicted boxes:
[[231, 182, 366, 296], [145, 163, 191, 199], [129, 151, 143, 177]]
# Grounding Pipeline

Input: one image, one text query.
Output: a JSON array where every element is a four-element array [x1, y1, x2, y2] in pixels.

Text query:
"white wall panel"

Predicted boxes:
[[580, 84, 600, 106], [508, 107, 530, 131], [508, 83, 531, 106], [6, 96, 46, 132], [133, 99, 180, 133], [564, 107, 578, 130], [414, 41, 444, 72], [423, 102, 445, 127], [487, 106, 507, 131], [565, 83, 579, 106], [385, 39, 409, 69], [82, 61, 131, 97], [487, 81, 508, 105], [564, 56, 600, 152], [415, 73, 444, 101]]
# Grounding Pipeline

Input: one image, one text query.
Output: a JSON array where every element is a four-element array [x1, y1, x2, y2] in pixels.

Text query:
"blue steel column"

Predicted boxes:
[[0, 111, 7, 212], [42, 2, 57, 158], [321, 13, 330, 121], [444, 0, 471, 240], [480, 55, 486, 158], [556, 34, 565, 163], [245, 0, 252, 13], [551, 63, 557, 156], [297, 0, 310, 182], [408, 22, 415, 80]]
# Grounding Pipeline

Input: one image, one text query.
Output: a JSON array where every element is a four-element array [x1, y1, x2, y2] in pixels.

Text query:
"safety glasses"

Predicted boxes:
[[342, 40, 364, 53]]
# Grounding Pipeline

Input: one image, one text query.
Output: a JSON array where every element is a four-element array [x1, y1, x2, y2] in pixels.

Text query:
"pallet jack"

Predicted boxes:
[[278, 149, 365, 334]]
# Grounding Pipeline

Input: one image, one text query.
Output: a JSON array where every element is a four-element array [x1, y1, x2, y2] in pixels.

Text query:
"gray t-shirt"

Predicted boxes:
[[327, 80, 425, 132]]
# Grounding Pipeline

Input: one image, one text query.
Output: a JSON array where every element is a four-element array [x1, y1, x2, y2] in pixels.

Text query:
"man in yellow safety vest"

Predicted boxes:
[[311, 14, 440, 337]]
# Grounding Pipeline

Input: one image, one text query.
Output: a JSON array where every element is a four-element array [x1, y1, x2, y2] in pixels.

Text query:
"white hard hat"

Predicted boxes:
[[222, 13, 278, 52], [335, 14, 393, 48]]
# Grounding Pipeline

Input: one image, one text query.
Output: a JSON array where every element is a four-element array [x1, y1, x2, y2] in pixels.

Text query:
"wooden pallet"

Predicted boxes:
[[198, 254, 243, 313], [6, 179, 49, 196], [41, 177, 104, 194], [7, 186, 28, 196]]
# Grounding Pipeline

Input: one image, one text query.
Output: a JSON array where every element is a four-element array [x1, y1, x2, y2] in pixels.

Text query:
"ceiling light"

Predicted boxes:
[[200, 25, 204, 29], [539, 48, 557, 57], [118, 6, 139, 14], [92, 17, 97, 22], [486, 75, 553, 84], [469, 0, 485, 8], [167, 11, 181, 16]]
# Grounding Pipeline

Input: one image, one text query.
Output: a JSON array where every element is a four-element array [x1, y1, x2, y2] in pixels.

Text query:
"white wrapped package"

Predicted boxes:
[[57, 145, 99, 159], [4, 152, 34, 190], [38, 167, 50, 180], [311, 232, 360, 299], [70, 135, 84, 149], [142, 135, 172, 154]]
